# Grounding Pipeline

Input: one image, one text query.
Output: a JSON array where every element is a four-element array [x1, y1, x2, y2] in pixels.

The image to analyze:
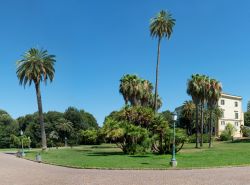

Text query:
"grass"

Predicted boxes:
[[0, 148, 19, 152], [24, 141, 250, 169]]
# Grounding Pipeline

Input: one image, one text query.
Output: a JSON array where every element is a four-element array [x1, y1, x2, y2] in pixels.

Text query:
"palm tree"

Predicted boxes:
[[182, 101, 195, 135], [119, 74, 142, 106], [199, 75, 210, 147], [207, 79, 222, 147], [119, 74, 162, 110], [187, 74, 202, 148], [16, 48, 56, 150], [150, 10, 175, 112]]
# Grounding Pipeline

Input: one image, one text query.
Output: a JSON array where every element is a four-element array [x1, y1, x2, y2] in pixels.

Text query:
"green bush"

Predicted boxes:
[[103, 116, 151, 155], [220, 131, 231, 141], [79, 129, 103, 145], [241, 126, 250, 137], [219, 123, 236, 141]]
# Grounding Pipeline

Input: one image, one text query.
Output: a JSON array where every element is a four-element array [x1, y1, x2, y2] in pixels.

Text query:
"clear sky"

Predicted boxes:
[[0, 0, 250, 125]]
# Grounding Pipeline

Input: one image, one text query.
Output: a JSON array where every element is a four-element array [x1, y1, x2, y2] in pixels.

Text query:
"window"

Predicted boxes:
[[235, 102, 238, 107], [235, 122, 239, 127], [221, 121, 225, 126], [221, 99, 225, 105], [221, 110, 224, 118], [235, 112, 239, 119]]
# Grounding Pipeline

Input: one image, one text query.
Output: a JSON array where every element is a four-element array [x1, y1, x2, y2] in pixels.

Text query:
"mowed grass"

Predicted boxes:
[[24, 142, 250, 169]]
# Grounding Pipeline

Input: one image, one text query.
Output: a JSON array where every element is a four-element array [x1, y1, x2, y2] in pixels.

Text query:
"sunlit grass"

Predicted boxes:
[[24, 141, 250, 169]]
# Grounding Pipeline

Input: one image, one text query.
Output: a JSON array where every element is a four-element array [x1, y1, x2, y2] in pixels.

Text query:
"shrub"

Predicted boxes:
[[151, 115, 188, 154], [219, 123, 236, 141], [103, 118, 150, 154], [241, 126, 250, 137], [220, 131, 231, 141], [79, 129, 102, 145]]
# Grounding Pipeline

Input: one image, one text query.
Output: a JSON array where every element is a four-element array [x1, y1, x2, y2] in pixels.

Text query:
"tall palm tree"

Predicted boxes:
[[187, 74, 202, 148], [199, 75, 210, 147], [150, 10, 175, 112], [16, 48, 56, 150], [207, 79, 222, 148]]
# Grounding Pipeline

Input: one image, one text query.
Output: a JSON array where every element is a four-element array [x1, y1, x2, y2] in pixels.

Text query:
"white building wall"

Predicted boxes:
[[218, 93, 244, 137]]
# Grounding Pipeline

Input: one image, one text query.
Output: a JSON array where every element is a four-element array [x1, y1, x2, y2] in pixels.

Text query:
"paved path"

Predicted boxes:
[[1, 152, 250, 185]]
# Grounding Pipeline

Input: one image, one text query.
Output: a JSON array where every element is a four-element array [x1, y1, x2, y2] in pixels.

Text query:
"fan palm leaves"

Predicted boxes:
[[119, 74, 162, 110], [187, 74, 202, 148], [16, 48, 56, 150], [207, 79, 222, 147], [199, 75, 211, 147], [187, 74, 222, 148], [150, 10, 175, 112]]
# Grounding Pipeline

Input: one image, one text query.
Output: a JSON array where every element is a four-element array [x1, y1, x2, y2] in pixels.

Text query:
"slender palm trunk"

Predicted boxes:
[[159, 132, 163, 154], [209, 110, 213, 148], [200, 103, 204, 147], [195, 104, 199, 148], [35, 83, 47, 150], [154, 38, 161, 112]]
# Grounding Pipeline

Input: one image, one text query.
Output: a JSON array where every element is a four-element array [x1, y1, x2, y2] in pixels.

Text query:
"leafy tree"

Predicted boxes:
[[16, 48, 56, 150], [80, 111, 98, 129], [0, 111, 19, 148], [160, 110, 174, 126], [118, 106, 155, 128], [48, 131, 59, 147], [244, 112, 250, 126], [55, 118, 73, 143], [10, 134, 31, 148], [79, 129, 102, 145], [64, 107, 98, 131], [150, 10, 175, 112]]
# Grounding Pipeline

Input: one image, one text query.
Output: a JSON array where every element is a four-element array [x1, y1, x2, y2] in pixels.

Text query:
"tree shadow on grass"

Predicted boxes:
[[91, 146, 118, 149], [129, 155, 149, 158], [232, 138, 250, 143], [86, 151, 125, 156]]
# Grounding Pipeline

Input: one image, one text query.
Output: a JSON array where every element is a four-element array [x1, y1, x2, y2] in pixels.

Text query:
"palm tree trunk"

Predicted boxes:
[[35, 83, 47, 150], [209, 111, 212, 148], [195, 104, 199, 148], [200, 103, 204, 147], [154, 38, 161, 112]]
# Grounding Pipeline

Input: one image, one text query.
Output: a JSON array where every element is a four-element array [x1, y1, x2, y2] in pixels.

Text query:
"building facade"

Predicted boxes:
[[217, 93, 244, 137], [175, 93, 244, 137]]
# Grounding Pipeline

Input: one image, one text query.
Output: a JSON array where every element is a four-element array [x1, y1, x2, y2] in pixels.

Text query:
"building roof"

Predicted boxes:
[[221, 92, 242, 100]]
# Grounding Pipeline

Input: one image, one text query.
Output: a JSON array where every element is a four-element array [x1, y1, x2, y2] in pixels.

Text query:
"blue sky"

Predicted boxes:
[[0, 0, 250, 125]]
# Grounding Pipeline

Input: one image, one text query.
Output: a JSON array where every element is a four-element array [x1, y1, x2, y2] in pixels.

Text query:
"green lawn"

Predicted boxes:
[[0, 148, 19, 152], [24, 142, 250, 169]]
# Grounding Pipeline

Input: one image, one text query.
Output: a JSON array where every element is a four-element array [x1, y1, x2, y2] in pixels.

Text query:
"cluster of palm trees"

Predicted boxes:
[[187, 74, 222, 148], [14, 9, 176, 150], [119, 74, 162, 110]]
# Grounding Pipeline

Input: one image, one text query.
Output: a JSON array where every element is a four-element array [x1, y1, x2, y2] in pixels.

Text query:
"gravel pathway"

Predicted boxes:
[[1, 152, 250, 185]]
